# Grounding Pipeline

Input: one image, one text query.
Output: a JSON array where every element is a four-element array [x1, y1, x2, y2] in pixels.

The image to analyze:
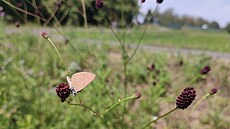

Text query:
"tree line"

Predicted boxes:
[[143, 8, 220, 29], [0, 0, 230, 33], [0, 0, 138, 27]]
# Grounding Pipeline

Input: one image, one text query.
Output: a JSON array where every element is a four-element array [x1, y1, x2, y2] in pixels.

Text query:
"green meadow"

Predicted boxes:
[[0, 23, 230, 129]]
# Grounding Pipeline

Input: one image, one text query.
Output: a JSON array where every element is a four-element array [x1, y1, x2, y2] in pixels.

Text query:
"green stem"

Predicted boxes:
[[152, 74, 202, 107], [46, 37, 70, 74], [81, 0, 88, 28], [2, 0, 46, 22], [104, 95, 135, 114], [42, 0, 61, 26], [187, 93, 210, 118], [67, 101, 110, 128], [126, 4, 159, 64], [142, 107, 178, 129]]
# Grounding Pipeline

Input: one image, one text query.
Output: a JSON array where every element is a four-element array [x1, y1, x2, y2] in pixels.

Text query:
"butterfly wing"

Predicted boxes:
[[66, 76, 72, 87], [71, 72, 96, 92]]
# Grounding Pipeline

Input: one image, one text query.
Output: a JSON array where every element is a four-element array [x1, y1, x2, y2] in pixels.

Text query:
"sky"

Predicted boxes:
[[140, 0, 230, 28]]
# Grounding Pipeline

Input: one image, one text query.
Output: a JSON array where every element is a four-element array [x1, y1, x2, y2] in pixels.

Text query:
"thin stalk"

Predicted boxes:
[[142, 107, 178, 129], [187, 93, 210, 119], [2, 0, 46, 22], [26, 0, 45, 24], [44, 7, 59, 26], [119, 0, 129, 127], [46, 37, 70, 74], [153, 74, 202, 106], [122, 5, 141, 39], [81, 0, 88, 28], [126, 4, 159, 64], [42, 0, 62, 26], [104, 95, 135, 113], [22, 0, 28, 23], [110, 27, 126, 55], [57, 8, 70, 25], [67, 101, 110, 128]]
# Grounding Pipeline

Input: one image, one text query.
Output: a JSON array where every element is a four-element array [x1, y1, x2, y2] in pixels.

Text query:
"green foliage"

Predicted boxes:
[[0, 26, 229, 128], [225, 22, 230, 33], [151, 8, 220, 29], [0, 0, 138, 26]]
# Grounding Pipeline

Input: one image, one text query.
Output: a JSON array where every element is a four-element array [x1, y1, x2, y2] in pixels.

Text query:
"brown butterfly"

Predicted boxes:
[[67, 72, 96, 96]]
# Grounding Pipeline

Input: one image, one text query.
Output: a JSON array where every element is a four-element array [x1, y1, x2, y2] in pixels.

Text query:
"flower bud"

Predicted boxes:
[[95, 0, 104, 9], [156, 0, 163, 4], [147, 64, 155, 71], [209, 88, 218, 95], [134, 92, 142, 99], [200, 66, 211, 75], [15, 21, 20, 28], [41, 32, 49, 39]]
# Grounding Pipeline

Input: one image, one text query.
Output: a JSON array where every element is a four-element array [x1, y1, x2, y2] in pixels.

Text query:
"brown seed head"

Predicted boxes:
[[56, 83, 71, 102], [200, 66, 211, 75], [176, 87, 196, 110]]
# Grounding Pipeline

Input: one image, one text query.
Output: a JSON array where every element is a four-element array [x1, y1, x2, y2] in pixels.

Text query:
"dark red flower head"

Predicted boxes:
[[156, 0, 163, 4], [147, 64, 155, 71], [176, 87, 196, 109], [209, 88, 218, 95], [95, 0, 103, 9], [200, 66, 211, 75], [134, 92, 142, 99], [41, 32, 49, 39], [56, 83, 71, 102], [15, 21, 20, 28], [55, 1, 62, 8], [141, 0, 146, 3]]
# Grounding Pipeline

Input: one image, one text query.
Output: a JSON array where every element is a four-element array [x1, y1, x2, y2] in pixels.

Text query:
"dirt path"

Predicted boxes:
[[80, 39, 230, 61], [4, 27, 230, 61]]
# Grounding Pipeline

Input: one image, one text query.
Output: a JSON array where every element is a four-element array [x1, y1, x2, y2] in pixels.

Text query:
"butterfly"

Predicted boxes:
[[67, 72, 96, 96]]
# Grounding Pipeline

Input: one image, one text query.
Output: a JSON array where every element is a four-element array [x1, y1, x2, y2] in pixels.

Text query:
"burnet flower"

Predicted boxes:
[[56, 83, 71, 102], [200, 66, 211, 75], [95, 0, 104, 9], [156, 0, 163, 4], [176, 87, 196, 109]]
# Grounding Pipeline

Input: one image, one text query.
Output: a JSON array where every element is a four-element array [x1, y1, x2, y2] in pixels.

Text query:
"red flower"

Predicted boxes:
[[41, 32, 49, 39], [156, 0, 163, 4], [200, 66, 211, 75], [134, 92, 142, 99], [176, 87, 196, 109], [209, 88, 218, 95], [56, 83, 71, 102], [95, 0, 103, 9]]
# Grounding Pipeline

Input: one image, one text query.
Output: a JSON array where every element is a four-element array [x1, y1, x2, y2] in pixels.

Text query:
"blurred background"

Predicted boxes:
[[0, 0, 230, 129]]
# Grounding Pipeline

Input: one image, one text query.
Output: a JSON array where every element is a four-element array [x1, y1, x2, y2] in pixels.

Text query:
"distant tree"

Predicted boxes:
[[208, 21, 220, 29], [226, 22, 230, 33], [0, 0, 138, 27]]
